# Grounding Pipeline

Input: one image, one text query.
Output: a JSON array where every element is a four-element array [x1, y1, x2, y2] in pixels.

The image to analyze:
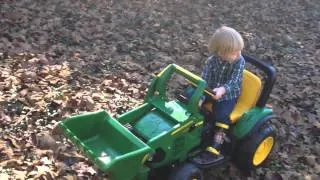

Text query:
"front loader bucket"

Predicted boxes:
[[59, 110, 152, 180]]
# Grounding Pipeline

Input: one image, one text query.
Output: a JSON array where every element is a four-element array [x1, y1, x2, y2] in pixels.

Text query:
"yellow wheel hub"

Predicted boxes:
[[253, 136, 274, 166]]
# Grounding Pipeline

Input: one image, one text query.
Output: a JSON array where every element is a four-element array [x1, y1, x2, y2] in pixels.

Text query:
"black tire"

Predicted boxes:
[[168, 163, 204, 180], [235, 124, 276, 172]]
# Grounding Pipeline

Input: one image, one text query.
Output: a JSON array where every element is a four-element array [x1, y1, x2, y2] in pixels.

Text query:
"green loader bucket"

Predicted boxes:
[[59, 110, 152, 180]]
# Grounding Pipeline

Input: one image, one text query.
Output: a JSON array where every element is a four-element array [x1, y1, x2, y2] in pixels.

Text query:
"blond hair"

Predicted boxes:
[[208, 26, 244, 55]]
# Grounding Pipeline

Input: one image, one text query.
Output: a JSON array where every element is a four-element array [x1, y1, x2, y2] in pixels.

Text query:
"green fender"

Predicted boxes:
[[232, 107, 273, 139]]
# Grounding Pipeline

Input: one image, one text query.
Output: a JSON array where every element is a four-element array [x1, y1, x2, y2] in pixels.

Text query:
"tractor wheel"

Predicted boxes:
[[168, 163, 204, 180], [235, 124, 276, 172]]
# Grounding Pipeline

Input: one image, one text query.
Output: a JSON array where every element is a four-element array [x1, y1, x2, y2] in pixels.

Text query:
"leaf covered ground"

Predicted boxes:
[[0, 0, 319, 179]]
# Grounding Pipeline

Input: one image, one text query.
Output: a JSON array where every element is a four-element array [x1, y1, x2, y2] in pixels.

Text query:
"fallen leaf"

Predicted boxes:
[[32, 132, 59, 150], [0, 159, 21, 168], [0, 111, 12, 125], [12, 170, 27, 180]]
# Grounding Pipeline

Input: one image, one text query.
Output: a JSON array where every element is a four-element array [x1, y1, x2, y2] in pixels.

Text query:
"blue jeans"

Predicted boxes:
[[210, 99, 237, 125]]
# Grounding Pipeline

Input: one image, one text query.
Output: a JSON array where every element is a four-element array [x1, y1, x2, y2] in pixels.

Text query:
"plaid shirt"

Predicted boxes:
[[201, 55, 245, 101]]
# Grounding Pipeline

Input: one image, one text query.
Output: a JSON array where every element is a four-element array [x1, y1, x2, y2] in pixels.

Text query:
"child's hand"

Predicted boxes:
[[212, 87, 226, 100]]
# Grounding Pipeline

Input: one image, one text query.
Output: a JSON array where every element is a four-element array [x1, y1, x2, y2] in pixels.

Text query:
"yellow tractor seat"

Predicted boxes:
[[202, 70, 262, 123], [229, 70, 262, 123]]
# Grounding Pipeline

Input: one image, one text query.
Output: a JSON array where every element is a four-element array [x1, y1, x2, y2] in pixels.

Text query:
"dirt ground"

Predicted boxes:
[[0, 0, 319, 179]]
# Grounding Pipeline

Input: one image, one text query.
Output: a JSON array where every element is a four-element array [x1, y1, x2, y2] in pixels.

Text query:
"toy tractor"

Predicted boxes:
[[59, 55, 277, 180]]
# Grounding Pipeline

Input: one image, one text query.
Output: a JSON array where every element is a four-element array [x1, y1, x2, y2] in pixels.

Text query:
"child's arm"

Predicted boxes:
[[201, 57, 213, 84], [222, 57, 245, 96]]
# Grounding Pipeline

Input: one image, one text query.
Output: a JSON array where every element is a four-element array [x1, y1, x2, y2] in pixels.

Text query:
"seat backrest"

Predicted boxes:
[[229, 70, 262, 123]]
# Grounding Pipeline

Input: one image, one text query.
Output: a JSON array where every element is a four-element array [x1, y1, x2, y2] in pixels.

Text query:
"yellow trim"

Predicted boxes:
[[188, 80, 215, 98], [206, 146, 220, 155], [188, 80, 197, 87], [195, 121, 203, 127], [141, 154, 150, 164], [215, 122, 229, 129], [204, 90, 215, 98], [171, 121, 194, 136], [253, 136, 274, 166], [175, 65, 201, 81], [156, 65, 171, 77]]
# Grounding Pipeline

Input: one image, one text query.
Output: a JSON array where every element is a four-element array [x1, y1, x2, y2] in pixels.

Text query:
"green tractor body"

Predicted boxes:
[[59, 56, 277, 180]]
